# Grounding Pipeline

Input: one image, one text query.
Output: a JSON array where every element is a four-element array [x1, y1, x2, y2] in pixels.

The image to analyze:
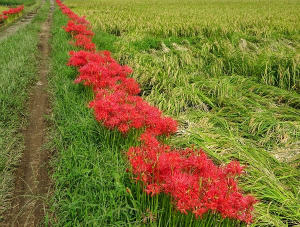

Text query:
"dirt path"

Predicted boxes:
[[0, 4, 42, 43], [3, 0, 54, 226]]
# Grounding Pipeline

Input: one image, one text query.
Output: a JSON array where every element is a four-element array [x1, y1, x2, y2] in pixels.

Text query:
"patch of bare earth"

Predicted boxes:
[[2, 0, 54, 226]]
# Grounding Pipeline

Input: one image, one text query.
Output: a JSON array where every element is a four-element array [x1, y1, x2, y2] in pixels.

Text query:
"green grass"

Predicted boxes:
[[0, 5, 8, 11], [0, 0, 49, 222], [0, 0, 40, 30], [49, 7, 249, 227], [49, 9, 135, 226], [50, 0, 300, 226]]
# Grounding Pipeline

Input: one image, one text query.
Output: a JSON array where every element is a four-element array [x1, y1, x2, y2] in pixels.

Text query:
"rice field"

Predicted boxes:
[[2, 0, 299, 226], [0, 5, 8, 11], [52, 0, 300, 226]]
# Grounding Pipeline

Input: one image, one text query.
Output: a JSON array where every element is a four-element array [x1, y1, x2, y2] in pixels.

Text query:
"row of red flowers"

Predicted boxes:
[[0, 5, 24, 25], [55, 0, 257, 224], [2, 5, 24, 15]]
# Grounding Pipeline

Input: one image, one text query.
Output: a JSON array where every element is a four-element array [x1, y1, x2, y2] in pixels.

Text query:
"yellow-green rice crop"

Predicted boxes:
[[0, 5, 8, 12], [66, 0, 299, 91], [57, 0, 300, 226], [67, 0, 299, 39]]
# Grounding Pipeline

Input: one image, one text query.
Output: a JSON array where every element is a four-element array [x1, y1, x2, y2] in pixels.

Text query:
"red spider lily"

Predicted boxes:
[[56, 0, 258, 223], [1, 5, 23, 26], [68, 50, 114, 67], [89, 90, 177, 135], [3, 5, 24, 15], [56, 0, 89, 25], [0, 14, 8, 23], [63, 20, 94, 37], [70, 34, 95, 51], [127, 142, 257, 224]]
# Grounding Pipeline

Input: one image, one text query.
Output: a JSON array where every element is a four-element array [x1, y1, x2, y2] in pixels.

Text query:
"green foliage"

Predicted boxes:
[[50, 7, 246, 227], [0, 1, 50, 222], [0, 5, 8, 11], [49, 10, 140, 226], [52, 0, 300, 226]]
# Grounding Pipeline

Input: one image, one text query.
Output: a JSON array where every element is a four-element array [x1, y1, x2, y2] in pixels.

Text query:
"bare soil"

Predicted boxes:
[[2, 0, 54, 226]]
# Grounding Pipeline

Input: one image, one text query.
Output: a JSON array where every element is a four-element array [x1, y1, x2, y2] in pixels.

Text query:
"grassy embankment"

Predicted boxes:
[[50, 4, 249, 226], [0, 5, 8, 11], [0, 0, 50, 222], [50, 0, 299, 226], [50, 8, 155, 227], [0, 0, 39, 14], [0, 0, 41, 29]]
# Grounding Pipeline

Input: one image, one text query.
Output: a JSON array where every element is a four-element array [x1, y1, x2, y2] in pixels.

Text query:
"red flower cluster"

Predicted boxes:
[[56, 0, 257, 224], [0, 14, 8, 24], [0, 5, 23, 26], [2, 5, 24, 15], [67, 49, 177, 134], [89, 90, 177, 134], [57, 2, 95, 51], [127, 137, 257, 223]]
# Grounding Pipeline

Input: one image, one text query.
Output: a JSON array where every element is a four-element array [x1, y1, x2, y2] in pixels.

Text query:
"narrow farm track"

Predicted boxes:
[[3, 0, 54, 226], [0, 4, 42, 43]]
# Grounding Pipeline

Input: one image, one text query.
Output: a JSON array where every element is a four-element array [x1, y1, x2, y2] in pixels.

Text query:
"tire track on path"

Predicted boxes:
[[3, 0, 54, 226]]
